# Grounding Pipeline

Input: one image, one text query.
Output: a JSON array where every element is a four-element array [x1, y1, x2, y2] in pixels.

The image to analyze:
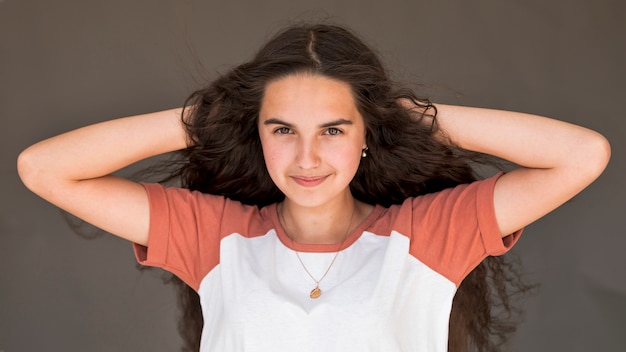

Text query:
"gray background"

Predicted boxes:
[[1, 0, 624, 351]]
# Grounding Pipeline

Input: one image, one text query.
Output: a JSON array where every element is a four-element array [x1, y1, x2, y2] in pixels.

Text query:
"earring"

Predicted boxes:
[[361, 147, 368, 158]]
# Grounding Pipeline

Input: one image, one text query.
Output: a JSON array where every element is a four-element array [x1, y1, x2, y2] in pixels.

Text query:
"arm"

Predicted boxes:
[[17, 108, 188, 246], [433, 104, 610, 237]]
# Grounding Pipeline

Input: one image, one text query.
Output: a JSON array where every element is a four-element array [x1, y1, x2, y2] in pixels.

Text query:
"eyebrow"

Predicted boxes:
[[263, 118, 353, 128]]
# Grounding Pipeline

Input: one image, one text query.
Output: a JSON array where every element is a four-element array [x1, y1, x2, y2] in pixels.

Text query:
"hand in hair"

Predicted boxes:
[[17, 108, 188, 246], [431, 104, 610, 237]]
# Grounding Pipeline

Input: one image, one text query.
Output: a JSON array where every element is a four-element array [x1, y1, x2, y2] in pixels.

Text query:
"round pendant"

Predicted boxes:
[[310, 287, 322, 299]]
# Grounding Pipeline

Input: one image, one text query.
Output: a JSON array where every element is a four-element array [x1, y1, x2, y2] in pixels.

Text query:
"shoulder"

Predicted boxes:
[[142, 182, 241, 208], [141, 183, 273, 232], [411, 172, 503, 209], [367, 173, 505, 239]]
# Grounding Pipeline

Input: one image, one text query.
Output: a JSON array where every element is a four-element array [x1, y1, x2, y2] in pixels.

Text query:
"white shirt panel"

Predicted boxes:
[[198, 230, 457, 352]]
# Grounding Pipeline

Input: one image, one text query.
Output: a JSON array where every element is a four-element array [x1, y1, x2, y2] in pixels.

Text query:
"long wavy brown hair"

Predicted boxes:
[[156, 23, 534, 351]]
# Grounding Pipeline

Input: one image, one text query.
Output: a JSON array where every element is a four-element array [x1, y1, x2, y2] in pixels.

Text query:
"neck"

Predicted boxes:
[[279, 197, 361, 244]]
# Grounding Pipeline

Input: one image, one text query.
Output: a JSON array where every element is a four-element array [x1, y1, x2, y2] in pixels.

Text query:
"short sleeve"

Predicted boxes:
[[132, 183, 227, 291], [409, 172, 522, 286]]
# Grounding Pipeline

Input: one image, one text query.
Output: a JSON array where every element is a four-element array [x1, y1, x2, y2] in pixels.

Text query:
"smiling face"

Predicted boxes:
[[258, 74, 367, 210]]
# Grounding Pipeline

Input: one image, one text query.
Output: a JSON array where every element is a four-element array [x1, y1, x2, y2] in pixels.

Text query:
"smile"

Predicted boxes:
[[291, 175, 328, 187]]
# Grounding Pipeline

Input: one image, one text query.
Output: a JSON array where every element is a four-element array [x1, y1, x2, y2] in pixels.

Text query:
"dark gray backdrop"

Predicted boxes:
[[1, 0, 624, 351]]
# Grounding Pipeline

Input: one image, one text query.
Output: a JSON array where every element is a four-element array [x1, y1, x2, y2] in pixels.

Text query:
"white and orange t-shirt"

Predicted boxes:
[[133, 173, 520, 352]]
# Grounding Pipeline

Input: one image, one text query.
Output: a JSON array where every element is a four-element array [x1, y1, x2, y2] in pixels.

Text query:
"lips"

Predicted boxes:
[[291, 175, 328, 187]]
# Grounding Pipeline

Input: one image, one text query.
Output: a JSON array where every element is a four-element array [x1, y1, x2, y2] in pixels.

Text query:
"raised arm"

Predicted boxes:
[[17, 108, 188, 246], [434, 104, 611, 236]]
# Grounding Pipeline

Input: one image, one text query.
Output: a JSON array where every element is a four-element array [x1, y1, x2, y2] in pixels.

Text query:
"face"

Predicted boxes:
[[258, 74, 367, 209]]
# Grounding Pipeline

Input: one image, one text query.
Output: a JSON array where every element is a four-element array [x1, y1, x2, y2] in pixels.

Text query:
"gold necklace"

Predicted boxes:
[[279, 205, 356, 299]]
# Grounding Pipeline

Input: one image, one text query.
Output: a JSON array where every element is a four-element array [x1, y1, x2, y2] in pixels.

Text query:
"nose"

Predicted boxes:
[[295, 137, 321, 169]]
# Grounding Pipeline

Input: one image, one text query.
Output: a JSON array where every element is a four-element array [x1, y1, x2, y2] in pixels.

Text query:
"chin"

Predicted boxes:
[[284, 189, 352, 209]]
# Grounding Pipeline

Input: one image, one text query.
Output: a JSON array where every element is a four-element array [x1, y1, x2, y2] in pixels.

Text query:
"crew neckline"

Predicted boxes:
[[269, 203, 385, 253]]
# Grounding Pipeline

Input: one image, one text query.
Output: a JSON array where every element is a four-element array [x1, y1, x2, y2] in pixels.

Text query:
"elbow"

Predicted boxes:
[[17, 147, 37, 192], [17, 147, 47, 194], [579, 131, 611, 182], [592, 132, 611, 175]]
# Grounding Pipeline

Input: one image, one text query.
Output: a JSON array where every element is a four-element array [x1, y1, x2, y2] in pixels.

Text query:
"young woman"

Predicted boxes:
[[17, 24, 610, 351]]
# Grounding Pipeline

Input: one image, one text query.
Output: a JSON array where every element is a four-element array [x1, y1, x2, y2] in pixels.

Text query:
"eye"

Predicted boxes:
[[274, 127, 292, 135], [324, 127, 343, 136]]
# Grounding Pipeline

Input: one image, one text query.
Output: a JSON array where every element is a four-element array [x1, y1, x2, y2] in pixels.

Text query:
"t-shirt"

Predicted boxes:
[[133, 172, 521, 352]]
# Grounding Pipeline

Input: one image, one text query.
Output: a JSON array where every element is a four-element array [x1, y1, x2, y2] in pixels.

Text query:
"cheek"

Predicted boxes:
[[261, 142, 286, 176], [324, 144, 362, 172]]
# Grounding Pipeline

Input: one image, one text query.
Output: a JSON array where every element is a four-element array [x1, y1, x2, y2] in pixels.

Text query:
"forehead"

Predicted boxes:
[[259, 74, 361, 123]]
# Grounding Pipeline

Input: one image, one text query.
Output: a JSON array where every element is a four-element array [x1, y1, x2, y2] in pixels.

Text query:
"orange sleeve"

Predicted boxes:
[[132, 183, 226, 291], [409, 172, 522, 286]]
